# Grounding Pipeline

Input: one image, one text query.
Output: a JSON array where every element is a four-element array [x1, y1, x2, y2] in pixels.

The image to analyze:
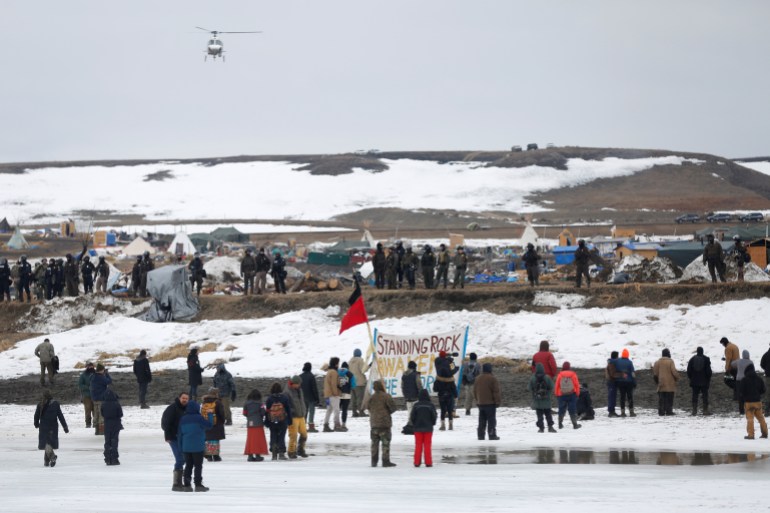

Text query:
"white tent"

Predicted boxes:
[[123, 236, 154, 257], [520, 223, 539, 247], [6, 228, 29, 250], [168, 232, 196, 256]]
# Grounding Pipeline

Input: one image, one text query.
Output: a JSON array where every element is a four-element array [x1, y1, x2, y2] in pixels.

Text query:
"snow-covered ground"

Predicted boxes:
[[4, 403, 768, 512], [0, 156, 697, 223], [96, 223, 355, 235], [5, 297, 770, 380], [738, 160, 770, 176]]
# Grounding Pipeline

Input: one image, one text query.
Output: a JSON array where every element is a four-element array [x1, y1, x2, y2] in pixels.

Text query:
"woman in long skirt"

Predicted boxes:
[[34, 390, 69, 467], [243, 389, 269, 461]]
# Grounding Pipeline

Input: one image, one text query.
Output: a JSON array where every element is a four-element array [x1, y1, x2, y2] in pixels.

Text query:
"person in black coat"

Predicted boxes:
[[34, 390, 69, 467], [760, 344, 770, 416], [161, 392, 190, 491], [132, 349, 153, 409], [271, 253, 287, 294], [409, 389, 437, 467], [187, 348, 204, 400], [300, 362, 320, 432], [101, 389, 124, 465], [739, 365, 768, 439], [687, 346, 713, 416]]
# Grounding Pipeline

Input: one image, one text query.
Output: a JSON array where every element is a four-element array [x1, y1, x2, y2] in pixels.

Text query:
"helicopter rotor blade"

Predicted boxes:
[[195, 26, 213, 32], [217, 31, 262, 34]]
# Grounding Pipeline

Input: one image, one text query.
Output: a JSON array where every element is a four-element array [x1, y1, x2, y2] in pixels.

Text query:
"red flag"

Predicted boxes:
[[339, 281, 368, 334]]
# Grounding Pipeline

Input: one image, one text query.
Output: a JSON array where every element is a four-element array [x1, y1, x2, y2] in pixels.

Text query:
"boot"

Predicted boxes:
[[182, 483, 194, 492], [538, 427, 544, 433], [465, 409, 471, 416], [323, 424, 333, 433], [278, 452, 288, 460], [298, 437, 309, 458], [140, 403, 150, 409], [439, 420, 446, 431], [204, 455, 213, 462], [452, 410, 459, 418], [691, 406, 698, 416], [620, 408, 627, 418], [703, 408, 712, 416], [548, 426, 557, 433], [335, 424, 348, 432], [308, 423, 318, 433], [371, 445, 379, 467], [49, 454, 57, 467], [448, 418, 453, 431], [608, 411, 620, 418], [629, 408, 636, 418], [247, 455, 257, 462], [271, 445, 278, 461], [272, 452, 278, 461], [288, 452, 297, 459], [212, 455, 222, 462], [488, 430, 500, 441], [570, 415, 582, 429], [382, 460, 397, 467], [558, 414, 564, 429], [195, 484, 210, 492]]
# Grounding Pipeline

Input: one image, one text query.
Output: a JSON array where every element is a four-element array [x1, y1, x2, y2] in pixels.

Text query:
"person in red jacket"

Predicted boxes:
[[531, 340, 558, 378], [555, 361, 581, 430]]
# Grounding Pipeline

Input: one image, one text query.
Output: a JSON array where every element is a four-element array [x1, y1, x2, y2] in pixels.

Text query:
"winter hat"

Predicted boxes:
[[96, 363, 105, 372], [302, 362, 312, 372], [85, 361, 94, 368], [290, 375, 301, 385], [742, 349, 750, 359], [408, 361, 417, 370], [662, 348, 671, 358], [562, 361, 571, 371], [535, 362, 545, 377], [696, 347, 704, 355], [610, 351, 619, 359], [469, 352, 477, 361], [341, 361, 349, 369], [139, 349, 147, 357], [720, 337, 729, 346], [418, 389, 431, 401], [439, 350, 447, 358], [353, 348, 362, 357], [621, 349, 630, 359], [482, 363, 493, 373]]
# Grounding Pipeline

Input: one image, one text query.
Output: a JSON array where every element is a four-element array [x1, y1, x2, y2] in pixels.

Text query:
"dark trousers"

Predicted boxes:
[[19, 278, 31, 301], [607, 381, 617, 413], [0, 281, 10, 301], [575, 266, 590, 287], [658, 392, 675, 415], [691, 386, 709, 411], [558, 394, 577, 417], [65, 276, 79, 296], [536, 408, 554, 429], [374, 270, 385, 289], [340, 398, 350, 424], [138, 382, 148, 405], [477, 405, 497, 439], [435, 265, 448, 288], [243, 272, 255, 294], [183, 452, 204, 486], [405, 268, 416, 289], [83, 276, 93, 294], [189, 383, 198, 400], [423, 269, 434, 289], [526, 266, 540, 286], [190, 276, 202, 296], [453, 268, 466, 288], [438, 393, 454, 421], [103, 425, 120, 462], [617, 381, 634, 410], [273, 275, 286, 294], [707, 260, 726, 283], [397, 267, 404, 287], [269, 423, 287, 453]]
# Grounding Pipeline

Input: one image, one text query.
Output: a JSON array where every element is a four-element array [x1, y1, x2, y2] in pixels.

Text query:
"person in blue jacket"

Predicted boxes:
[[614, 349, 636, 417], [264, 382, 292, 460], [101, 389, 123, 466], [178, 401, 213, 492]]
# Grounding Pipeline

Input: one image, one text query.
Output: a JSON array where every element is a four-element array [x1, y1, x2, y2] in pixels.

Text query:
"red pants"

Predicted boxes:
[[414, 432, 433, 466]]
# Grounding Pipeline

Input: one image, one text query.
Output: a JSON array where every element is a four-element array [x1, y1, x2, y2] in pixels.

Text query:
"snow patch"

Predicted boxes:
[[532, 291, 587, 309], [18, 295, 150, 334]]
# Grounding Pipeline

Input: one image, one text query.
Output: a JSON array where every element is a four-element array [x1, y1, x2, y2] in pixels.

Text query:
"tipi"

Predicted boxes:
[[6, 228, 29, 250], [123, 236, 154, 257], [168, 232, 197, 256]]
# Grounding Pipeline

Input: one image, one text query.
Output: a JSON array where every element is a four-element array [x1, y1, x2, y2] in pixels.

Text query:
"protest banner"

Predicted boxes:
[[369, 326, 469, 397]]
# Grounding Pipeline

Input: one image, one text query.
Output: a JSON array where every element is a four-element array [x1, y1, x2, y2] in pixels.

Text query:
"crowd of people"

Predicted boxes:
[[31, 336, 770, 490]]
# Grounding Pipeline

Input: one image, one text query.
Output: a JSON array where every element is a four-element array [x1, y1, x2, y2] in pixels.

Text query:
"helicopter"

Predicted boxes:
[[196, 27, 261, 62]]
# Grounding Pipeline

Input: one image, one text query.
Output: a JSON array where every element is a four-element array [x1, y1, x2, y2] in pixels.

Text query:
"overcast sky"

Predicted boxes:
[[2, 0, 768, 163]]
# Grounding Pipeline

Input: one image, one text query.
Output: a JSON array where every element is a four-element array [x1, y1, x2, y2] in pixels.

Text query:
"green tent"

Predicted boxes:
[[210, 226, 249, 243]]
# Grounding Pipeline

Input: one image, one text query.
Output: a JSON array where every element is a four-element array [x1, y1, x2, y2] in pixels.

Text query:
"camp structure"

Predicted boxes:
[[6, 228, 29, 250], [210, 226, 249, 243], [189, 233, 218, 252], [557, 228, 575, 247], [140, 265, 200, 322], [168, 232, 197, 256], [122, 236, 154, 257], [519, 224, 539, 248], [614, 242, 661, 261], [0, 218, 11, 233]]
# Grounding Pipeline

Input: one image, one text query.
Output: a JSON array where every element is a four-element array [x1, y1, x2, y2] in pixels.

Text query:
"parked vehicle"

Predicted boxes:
[[526, 143, 539, 151], [739, 212, 764, 222], [706, 213, 733, 223], [675, 213, 700, 224], [511, 145, 522, 152]]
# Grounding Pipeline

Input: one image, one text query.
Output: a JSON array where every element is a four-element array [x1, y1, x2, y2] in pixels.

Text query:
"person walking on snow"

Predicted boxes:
[[615, 348, 637, 417], [132, 349, 152, 409], [739, 364, 768, 440], [323, 357, 342, 432], [161, 391, 190, 491], [461, 353, 481, 415], [368, 380, 397, 467], [101, 389, 123, 465], [35, 338, 56, 387], [213, 363, 236, 425], [284, 376, 309, 459], [265, 382, 292, 461], [300, 362, 320, 432], [34, 389, 69, 468], [178, 400, 212, 492], [242, 389, 269, 462], [348, 349, 368, 417]]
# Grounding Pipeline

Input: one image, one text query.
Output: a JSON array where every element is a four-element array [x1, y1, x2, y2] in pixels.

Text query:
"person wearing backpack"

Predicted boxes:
[[338, 362, 356, 431], [474, 363, 502, 440], [200, 388, 226, 461], [409, 389, 437, 467], [605, 351, 625, 418], [555, 361, 581, 430], [461, 353, 481, 416], [614, 348, 636, 417], [265, 382, 292, 461], [242, 389, 268, 462], [284, 376, 309, 459], [528, 362, 556, 433], [687, 347, 713, 416]]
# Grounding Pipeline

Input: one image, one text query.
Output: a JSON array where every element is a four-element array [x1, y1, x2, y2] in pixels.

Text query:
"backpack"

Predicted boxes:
[[534, 377, 548, 400], [560, 375, 575, 395], [463, 362, 478, 385], [338, 373, 352, 394], [269, 400, 286, 423], [200, 400, 217, 424]]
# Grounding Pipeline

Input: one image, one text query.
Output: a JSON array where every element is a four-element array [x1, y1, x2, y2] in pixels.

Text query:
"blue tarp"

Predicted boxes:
[[472, 273, 506, 284]]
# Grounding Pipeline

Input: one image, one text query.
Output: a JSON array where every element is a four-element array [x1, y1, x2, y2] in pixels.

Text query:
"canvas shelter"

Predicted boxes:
[[519, 224, 539, 248], [140, 265, 200, 322], [122, 236, 154, 257], [0, 218, 11, 233], [6, 228, 29, 250], [168, 232, 197, 256], [210, 227, 249, 243]]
